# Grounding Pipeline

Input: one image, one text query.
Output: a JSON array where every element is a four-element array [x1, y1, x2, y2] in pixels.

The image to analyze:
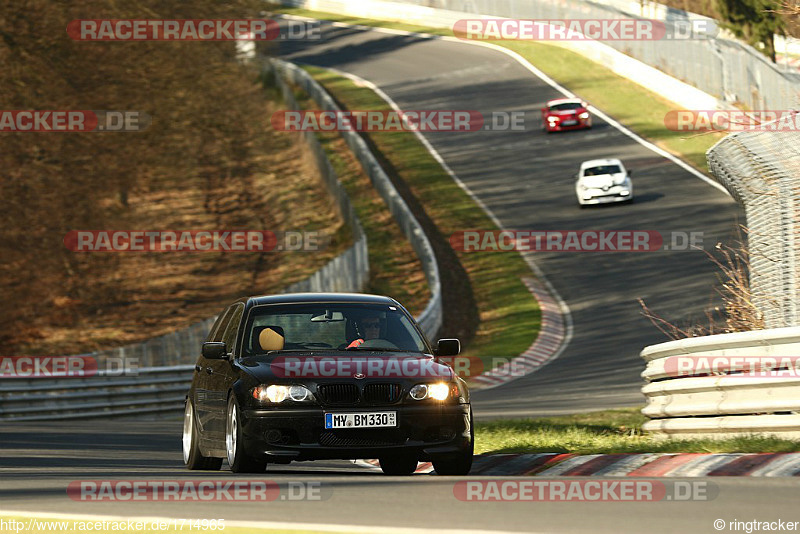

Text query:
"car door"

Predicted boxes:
[[206, 303, 244, 439], [195, 305, 234, 436]]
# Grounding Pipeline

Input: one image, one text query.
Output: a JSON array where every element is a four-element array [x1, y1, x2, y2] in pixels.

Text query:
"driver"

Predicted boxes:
[[346, 314, 382, 349]]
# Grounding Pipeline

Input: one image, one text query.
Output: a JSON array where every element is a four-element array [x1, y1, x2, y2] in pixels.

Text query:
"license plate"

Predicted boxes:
[[562, 120, 577, 126], [325, 412, 396, 429]]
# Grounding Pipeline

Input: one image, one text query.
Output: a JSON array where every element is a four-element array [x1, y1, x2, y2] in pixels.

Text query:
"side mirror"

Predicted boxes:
[[435, 338, 461, 357], [202, 341, 228, 360], [628, 170, 633, 177]]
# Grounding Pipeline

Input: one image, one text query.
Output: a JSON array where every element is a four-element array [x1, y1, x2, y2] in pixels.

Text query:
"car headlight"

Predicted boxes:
[[252, 385, 315, 403], [409, 382, 456, 401], [579, 112, 589, 119], [547, 116, 559, 122]]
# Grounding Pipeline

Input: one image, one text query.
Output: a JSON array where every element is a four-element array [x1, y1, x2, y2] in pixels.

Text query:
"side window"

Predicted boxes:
[[206, 307, 233, 342], [209, 306, 235, 343], [221, 305, 244, 355]]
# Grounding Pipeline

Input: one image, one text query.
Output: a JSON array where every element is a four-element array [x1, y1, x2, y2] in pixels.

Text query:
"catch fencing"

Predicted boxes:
[[706, 123, 800, 329]]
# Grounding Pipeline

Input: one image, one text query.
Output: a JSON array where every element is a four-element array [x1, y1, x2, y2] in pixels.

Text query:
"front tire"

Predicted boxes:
[[379, 455, 418, 475], [432, 408, 474, 475], [226, 395, 267, 473], [183, 398, 222, 471]]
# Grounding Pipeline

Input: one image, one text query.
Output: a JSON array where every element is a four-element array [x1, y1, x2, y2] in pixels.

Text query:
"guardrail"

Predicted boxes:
[[0, 366, 193, 421], [641, 327, 800, 439]]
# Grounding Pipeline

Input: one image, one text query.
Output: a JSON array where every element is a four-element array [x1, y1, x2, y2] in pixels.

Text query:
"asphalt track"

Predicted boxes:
[[1, 19, 780, 534], [278, 21, 743, 417], [3, 421, 800, 533]]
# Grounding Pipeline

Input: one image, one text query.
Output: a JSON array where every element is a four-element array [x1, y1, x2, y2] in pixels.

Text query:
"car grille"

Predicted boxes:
[[318, 431, 403, 447], [317, 383, 402, 405], [317, 384, 359, 405], [363, 383, 401, 404]]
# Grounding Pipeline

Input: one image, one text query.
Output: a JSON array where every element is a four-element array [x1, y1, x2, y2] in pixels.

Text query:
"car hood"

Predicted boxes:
[[579, 173, 627, 188], [238, 351, 456, 383]]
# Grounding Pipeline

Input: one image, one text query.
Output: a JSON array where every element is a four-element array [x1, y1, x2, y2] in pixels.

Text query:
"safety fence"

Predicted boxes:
[[706, 124, 800, 329]]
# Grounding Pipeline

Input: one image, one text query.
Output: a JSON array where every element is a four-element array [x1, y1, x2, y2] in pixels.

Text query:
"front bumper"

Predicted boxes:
[[546, 118, 590, 131], [241, 404, 471, 461], [577, 186, 632, 205]]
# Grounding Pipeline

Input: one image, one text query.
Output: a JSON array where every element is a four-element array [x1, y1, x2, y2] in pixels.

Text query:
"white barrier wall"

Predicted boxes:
[[641, 327, 800, 439]]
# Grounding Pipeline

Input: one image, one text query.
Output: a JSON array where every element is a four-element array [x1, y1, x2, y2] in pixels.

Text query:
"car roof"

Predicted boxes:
[[580, 158, 624, 169], [547, 98, 584, 106], [241, 293, 401, 307]]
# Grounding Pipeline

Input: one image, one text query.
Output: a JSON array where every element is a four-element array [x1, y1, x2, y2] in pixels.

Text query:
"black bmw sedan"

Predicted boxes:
[[183, 293, 473, 475]]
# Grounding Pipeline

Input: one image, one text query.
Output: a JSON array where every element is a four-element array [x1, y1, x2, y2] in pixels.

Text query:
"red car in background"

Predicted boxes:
[[541, 98, 592, 132]]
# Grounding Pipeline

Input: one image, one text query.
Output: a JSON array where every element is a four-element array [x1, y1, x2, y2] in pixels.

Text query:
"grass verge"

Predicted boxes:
[[271, 6, 726, 172], [298, 66, 542, 373], [476, 408, 800, 454]]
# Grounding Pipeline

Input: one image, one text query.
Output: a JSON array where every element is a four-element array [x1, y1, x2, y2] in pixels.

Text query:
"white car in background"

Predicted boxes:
[[575, 158, 633, 207]]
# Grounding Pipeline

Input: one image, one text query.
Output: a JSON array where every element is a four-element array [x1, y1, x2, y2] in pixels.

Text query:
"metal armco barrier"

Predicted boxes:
[[0, 366, 194, 421], [641, 327, 800, 439]]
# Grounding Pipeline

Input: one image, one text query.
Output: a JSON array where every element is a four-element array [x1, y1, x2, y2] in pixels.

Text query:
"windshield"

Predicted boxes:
[[549, 102, 583, 111], [583, 164, 622, 176], [240, 303, 428, 356]]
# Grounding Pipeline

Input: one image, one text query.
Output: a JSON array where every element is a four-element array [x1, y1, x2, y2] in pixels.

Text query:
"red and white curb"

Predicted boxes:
[[362, 453, 800, 476], [469, 277, 567, 391]]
